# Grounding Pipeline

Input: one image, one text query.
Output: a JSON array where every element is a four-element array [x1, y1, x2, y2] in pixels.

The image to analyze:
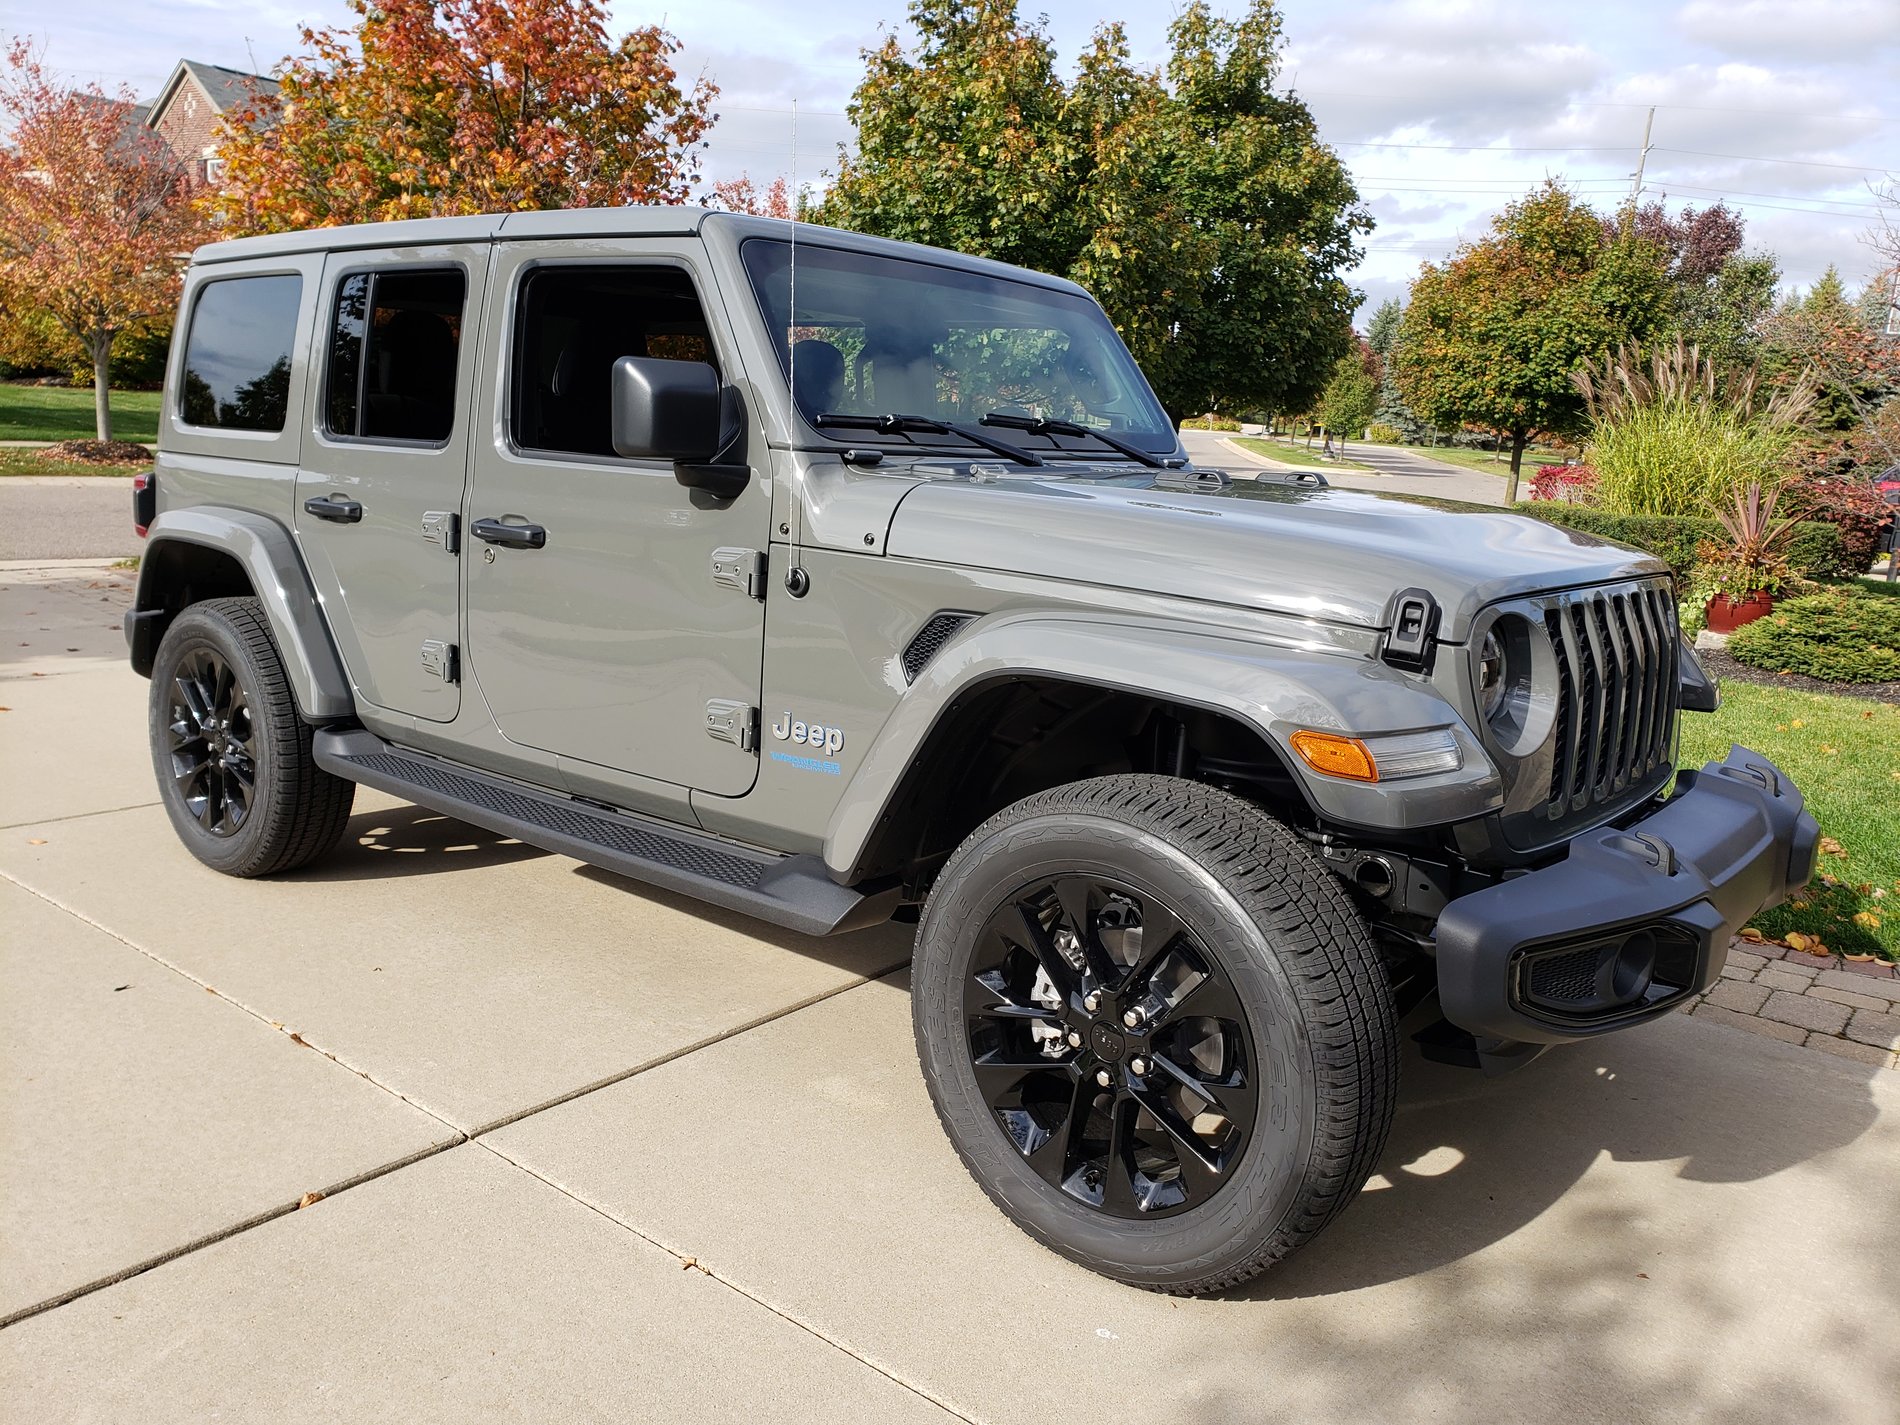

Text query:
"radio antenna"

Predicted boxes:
[[787, 98, 798, 407]]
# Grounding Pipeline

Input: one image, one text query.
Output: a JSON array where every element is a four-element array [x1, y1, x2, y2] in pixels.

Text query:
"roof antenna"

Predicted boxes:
[[788, 97, 798, 414]]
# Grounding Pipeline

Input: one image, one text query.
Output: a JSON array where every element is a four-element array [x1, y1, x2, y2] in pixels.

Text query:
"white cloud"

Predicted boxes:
[[1676, 0, 1900, 63]]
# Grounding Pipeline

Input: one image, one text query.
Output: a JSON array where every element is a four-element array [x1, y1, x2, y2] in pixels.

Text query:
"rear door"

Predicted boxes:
[[461, 241, 771, 795], [295, 244, 486, 722]]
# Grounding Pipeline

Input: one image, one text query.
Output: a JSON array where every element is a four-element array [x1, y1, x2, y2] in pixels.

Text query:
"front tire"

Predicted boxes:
[[148, 597, 355, 877], [912, 774, 1397, 1294]]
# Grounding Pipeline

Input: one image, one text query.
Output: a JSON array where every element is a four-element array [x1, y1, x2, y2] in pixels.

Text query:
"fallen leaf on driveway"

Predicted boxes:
[[26, 838, 46, 845], [1739, 928, 1765, 943], [297, 1192, 324, 1209], [288, 1031, 309, 1047]]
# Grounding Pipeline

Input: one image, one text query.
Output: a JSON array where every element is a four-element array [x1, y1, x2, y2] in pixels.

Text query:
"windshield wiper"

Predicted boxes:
[[978, 411, 1166, 468], [814, 412, 1043, 466]]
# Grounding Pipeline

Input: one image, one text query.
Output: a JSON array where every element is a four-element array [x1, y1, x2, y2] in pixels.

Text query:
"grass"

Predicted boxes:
[[1678, 680, 1900, 959], [0, 383, 161, 443], [1368, 442, 1575, 477], [0, 448, 141, 477], [1231, 437, 1372, 472]]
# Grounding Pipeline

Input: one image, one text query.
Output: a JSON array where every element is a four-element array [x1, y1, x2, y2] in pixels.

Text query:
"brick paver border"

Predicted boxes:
[[1690, 940, 1900, 1070]]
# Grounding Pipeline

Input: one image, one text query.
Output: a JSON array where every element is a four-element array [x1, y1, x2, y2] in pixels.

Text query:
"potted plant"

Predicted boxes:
[[1698, 482, 1800, 633]]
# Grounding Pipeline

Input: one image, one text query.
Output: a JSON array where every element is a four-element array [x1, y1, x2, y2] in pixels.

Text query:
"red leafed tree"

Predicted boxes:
[[709, 174, 793, 219], [0, 42, 207, 442], [210, 0, 717, 233]]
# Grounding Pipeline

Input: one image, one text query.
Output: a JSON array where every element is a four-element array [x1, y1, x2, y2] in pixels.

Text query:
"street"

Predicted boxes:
[[1, 561, 1896, 1422], [0, 477, 138, 561]]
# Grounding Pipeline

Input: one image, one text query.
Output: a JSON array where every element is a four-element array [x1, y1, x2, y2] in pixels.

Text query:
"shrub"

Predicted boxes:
[[1516, 505, 1847, 581], [1182, 414, 1241, 431], [1528, 462, 1598, 502], [1783, 476, 1894, 574], [1727, 591, 1900, 683], [1364, 421, 1404, 444]]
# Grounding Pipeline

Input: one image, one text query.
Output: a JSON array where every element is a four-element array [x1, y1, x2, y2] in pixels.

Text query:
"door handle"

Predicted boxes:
[[470, 517, 547, 550], [304, 494, 363, 524]]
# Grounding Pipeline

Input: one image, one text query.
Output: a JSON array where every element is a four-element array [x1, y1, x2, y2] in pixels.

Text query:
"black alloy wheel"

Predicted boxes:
[[966, 874, 1257, 1218], [164, 647, 258, 837], [913, 774, 1398, 1294], [148, 597, 355, 877]]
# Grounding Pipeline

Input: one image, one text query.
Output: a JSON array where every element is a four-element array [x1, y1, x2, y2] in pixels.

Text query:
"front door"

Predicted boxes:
[[295, 245, 487, 722], [462, 245, 771, 796]]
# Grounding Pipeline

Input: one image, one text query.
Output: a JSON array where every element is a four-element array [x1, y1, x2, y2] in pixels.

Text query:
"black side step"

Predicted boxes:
[[313, 730, 898, 937]]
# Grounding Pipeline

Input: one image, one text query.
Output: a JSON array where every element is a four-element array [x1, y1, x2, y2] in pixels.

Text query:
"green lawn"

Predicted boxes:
[[0, 384, 161, 443], [1678, 681, 1900, 959], [1230, 437, 1372, 472]]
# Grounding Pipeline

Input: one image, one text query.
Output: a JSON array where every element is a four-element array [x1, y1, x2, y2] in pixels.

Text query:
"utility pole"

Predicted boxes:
[[1628, 106, 1655, 206]]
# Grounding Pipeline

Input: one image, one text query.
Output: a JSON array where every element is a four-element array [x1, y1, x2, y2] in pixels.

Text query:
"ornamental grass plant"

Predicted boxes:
[[1574, 339, 1816, 517]]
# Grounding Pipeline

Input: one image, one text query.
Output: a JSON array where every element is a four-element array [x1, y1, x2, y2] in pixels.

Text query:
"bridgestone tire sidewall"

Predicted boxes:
[[149, 606, 291, 876], [914, 812, 1319, 1287]]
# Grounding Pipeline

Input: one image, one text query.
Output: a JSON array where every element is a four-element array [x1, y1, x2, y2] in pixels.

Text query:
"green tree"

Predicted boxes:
[[1364, 296, 1427, 439], [818, 0, 1369, 423], [1392, 182, 1669, 500], [1317, 342, 1377, 451]]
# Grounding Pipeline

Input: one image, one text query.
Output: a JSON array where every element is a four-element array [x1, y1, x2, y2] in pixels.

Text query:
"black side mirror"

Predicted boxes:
[[610, 355, 750, 498], [611, 355, 721, 462]]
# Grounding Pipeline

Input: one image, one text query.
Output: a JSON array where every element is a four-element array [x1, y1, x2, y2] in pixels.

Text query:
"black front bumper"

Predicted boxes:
[[1434, 745, 1819, 1047]]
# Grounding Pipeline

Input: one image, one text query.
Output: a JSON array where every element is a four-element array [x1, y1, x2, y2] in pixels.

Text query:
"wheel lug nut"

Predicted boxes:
[[1094, 1068, 1111, 1088], [1122, 1007, 1144, 1029], [1083, 991, 1101, 1012], [1130, 1056, 1150, 1076], [1066, 1029, 1083, 1048]]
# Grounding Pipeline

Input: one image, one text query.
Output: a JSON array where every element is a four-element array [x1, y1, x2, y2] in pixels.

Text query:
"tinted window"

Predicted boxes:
[[179, 275, 302, 431], [326, 268, 467, 443], [511, 266, 714, 458]]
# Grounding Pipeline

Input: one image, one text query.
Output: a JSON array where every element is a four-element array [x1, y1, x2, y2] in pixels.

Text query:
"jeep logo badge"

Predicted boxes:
[[1089, 1023, 1126, 1062], [769, 712, 843, 756]]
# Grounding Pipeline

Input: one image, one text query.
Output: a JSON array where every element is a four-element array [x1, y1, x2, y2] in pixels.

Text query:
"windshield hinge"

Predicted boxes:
[[1380, 588, 1440, 673], [705, 699, 759, 751]]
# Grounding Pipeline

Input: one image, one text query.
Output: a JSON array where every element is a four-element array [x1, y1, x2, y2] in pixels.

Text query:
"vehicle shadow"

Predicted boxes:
[[287, 802, 547, 879], [1246, 1007, 1888, 1303]]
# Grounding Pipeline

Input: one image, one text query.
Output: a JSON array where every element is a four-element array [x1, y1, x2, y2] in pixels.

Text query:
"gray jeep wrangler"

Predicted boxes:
[[127, 208, 1817, 1294]]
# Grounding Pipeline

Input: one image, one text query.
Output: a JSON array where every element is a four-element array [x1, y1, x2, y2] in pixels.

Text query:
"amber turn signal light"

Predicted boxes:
[[1288, 730, 1379, 783]]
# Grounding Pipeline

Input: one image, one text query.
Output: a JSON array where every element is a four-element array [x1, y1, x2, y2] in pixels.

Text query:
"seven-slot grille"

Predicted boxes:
[[1542, 579, 1678, 817]]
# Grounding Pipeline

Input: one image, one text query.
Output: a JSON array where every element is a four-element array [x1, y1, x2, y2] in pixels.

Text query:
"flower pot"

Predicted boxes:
[[1705, 591, 1774, 633]]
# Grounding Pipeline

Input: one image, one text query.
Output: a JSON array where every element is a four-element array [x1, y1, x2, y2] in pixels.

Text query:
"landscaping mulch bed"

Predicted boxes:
[[1698, 648, 1900, 707], [36, 439, 152, 467]]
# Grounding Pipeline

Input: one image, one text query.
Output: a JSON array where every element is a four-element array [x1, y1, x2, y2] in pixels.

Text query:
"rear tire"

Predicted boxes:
[[148, 597, 355, 877], [912, 774, 1396, 1294]]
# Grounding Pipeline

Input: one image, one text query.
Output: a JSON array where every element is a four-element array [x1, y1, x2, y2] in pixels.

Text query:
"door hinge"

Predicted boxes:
[[710, 546, 767, 600], [420, 639, 459, 683], [705, 698, 758, 751], [421, 510, 459, 554]]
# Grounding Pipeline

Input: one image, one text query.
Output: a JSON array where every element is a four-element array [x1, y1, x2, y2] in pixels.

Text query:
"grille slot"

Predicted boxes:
[[901, 612, 977, 684], [1541, 579, 1677, 821]]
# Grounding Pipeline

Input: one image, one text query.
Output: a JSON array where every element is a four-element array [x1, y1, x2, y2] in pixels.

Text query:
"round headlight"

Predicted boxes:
[[1478, 629, 1507, 719]]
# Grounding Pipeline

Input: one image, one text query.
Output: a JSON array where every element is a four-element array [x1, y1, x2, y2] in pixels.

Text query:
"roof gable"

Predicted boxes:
[[147, 59, 279, 130]]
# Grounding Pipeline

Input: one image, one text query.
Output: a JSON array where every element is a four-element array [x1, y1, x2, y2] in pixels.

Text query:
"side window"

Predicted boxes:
[[178, 275, 303, 431], [326, 268, 467, 443], [511, 266, 715, 459]]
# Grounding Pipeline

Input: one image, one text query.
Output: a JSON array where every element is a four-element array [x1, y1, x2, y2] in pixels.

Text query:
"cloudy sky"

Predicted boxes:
[[26, 0, 1898, 319]]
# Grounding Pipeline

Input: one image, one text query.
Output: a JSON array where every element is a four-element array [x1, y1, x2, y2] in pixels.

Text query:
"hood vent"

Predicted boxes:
[[902, 612, 978, 684]]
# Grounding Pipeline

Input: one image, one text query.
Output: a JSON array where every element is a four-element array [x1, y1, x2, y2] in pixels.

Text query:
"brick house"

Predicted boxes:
[[143, 60, 279, 186]]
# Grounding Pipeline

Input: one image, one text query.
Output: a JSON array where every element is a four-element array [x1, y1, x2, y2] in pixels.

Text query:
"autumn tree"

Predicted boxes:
[[0, 43, 207, 442], [818, 0, 1367, 422], [708, 174, 793, 219], [1393, 182, 1669, 500], [1610, 200, 1778, 376], [209, 0, 715, 233]]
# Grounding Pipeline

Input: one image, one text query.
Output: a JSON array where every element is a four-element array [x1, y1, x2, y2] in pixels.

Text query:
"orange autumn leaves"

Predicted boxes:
[[207, 0, 716, 234]]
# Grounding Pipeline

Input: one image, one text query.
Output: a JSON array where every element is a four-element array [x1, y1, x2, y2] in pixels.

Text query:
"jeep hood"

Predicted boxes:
[[883, 476, 1668, 640]]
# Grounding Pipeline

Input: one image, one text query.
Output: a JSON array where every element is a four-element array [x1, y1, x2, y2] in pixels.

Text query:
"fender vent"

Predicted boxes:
[[901, 612, 977, 684]]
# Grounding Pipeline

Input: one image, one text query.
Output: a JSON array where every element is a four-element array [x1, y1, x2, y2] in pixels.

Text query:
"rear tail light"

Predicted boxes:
[[132, 469, 155, 538]]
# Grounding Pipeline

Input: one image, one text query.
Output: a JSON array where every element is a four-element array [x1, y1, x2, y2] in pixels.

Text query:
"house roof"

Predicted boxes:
[[147, 59, 279, 129]]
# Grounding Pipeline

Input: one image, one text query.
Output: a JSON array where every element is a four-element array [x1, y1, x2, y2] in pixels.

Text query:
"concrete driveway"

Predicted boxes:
[[3, 562, 1897, 1422]]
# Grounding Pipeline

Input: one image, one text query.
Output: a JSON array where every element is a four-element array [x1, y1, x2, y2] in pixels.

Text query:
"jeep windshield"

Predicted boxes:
[[740, 237, 1177, 458]]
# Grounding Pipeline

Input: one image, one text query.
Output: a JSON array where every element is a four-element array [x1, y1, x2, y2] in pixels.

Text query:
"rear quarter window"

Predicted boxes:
[[178, 274, 303, 432]]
